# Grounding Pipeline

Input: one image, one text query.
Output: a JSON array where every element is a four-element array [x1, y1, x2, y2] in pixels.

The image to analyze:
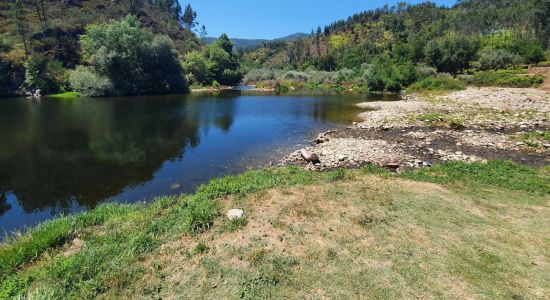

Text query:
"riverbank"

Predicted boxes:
[[1, 161, 548, 298], [282, 87, 549, 170]]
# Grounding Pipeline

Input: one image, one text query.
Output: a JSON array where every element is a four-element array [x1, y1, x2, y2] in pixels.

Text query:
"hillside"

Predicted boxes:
[[0, 0, 200, 96], [240, 0, 550, 71], [204, 32, 309, 49]]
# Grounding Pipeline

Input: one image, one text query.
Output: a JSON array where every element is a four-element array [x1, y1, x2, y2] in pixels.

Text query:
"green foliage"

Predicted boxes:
[[325, 169, 347, 182], [402, 160, 549, 194], [24, 53, 67, 94], [365, 55, 419, 92], [183, 34, 242, 86], [72, 15, 187, 96], [473, 47, 523, 70], [69, 66, 113, 97], [424, 33, 479, 74], [471, 70, 543, 88], [407, 76, 467, 92]]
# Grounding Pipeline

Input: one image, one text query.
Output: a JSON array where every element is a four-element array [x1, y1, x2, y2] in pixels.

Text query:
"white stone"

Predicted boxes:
[[227, 209, 244, 220]]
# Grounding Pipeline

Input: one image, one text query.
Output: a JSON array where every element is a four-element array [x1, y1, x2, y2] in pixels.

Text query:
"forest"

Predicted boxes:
[[1, 0, 550, 96]]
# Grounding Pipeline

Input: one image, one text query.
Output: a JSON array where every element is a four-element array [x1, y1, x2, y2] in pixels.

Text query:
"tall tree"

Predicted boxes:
[[182, 4, 197, 30], [32, 0, 47, 29], [11, 0, 29, 58], [199, 25, 208, 40]]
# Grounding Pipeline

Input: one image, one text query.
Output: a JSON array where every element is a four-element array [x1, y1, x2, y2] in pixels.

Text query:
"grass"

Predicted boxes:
[[416, 112, 466, 129], [509, 130, 550, 148], [47, 91, 78, 99], [1, 161, 548, 298], [470, 70, 544, 88], [406, 76, 467, 93]]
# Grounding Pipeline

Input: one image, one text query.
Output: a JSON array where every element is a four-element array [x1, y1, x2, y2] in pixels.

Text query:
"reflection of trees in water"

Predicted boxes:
[[0, 95, 236, 215]]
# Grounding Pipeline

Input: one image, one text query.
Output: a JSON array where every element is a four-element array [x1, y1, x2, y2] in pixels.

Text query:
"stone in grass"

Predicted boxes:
[[227, 209, 244, 220]]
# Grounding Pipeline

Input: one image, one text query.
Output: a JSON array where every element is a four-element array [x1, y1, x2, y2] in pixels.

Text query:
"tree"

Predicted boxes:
[[71, 15, 187, 96], [199, 25, 208, 40], [32, 0, 47, 29], [11, 0, 29, 58], [215, 34, 233, 55], [182, 4, 197, 30], [424, 33, 479, 74]]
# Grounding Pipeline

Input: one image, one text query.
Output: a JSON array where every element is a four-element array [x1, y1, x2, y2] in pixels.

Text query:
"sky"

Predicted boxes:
[[182, 0, 458, 40]]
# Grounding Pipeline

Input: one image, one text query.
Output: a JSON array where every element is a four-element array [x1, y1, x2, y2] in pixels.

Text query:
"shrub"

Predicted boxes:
[[365, 55, 419, 93], [471, 71, 543, 88], [243, 68, 277, 83], [307, 70, 337, 84], [24, 53, 67, 94], [407, 76, 467, 92], [282, 70, 309, 81], [69, 66, 112, 97], [474, 47, 523, 70]]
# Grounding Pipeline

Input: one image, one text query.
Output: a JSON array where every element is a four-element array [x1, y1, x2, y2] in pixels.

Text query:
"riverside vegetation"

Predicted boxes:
[[1, 161, 548, 298]]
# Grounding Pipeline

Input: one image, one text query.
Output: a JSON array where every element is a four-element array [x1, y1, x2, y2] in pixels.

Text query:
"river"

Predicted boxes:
[[0, 91, 398, 236]]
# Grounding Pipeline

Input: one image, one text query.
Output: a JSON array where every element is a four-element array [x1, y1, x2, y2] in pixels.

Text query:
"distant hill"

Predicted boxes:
[[205, 33, 309, 49]]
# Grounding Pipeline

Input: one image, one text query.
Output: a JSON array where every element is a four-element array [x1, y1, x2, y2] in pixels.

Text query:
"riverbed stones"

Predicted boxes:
[[227, 209, 244, 220]]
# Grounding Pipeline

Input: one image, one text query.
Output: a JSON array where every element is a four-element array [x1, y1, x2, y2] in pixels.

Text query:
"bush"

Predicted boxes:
[[243, 68, 278, 83], [407, 76, 467, 92], [307, 70, 337, 84], [474, 47, 523, 70], [282, 70, 309, 81], [365, 55, 419, 93], [24, 53, 67, 94], [471, 70, 543, 88], [69, 66, 113, 97]]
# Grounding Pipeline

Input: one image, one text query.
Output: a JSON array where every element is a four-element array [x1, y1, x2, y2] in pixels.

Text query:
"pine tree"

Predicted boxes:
[[182, 4, 197, 30], [11, 0, 29, 58]]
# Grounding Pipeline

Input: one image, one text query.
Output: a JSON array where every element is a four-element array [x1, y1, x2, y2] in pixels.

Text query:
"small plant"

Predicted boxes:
[[194, 242, 209, 254], [326, 169, 347, 182], [471, 71, 543, 88], [219, 217, 248, 233]]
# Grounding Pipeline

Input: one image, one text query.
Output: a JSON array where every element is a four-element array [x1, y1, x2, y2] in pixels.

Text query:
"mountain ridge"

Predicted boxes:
[[204, 33, 309, 49]]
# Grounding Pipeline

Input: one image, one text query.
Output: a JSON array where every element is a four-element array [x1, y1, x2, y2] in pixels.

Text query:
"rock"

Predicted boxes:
[[170, 183, 181, 190], [227, 209, 244, 220], [544, 144, 550, 148], [337, 155, 348, 162]]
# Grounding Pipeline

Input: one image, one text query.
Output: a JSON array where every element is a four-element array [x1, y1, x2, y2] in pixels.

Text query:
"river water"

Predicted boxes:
[[0, 91, 398, 235]]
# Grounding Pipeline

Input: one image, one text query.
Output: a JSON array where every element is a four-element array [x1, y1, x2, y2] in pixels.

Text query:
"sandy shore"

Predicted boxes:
[[281, 87, 550, 171]]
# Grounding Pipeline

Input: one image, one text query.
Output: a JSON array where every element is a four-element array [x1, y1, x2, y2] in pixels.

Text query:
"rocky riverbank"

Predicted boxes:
[[281, 87, 550, 171]]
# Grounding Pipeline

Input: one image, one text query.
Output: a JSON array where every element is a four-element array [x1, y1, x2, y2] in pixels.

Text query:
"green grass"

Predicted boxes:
[[416, 112, 466, 129], [406, 76, 467, 93], [47, 91, 78, 99], [1, 161, 548, 298], [402, 160, 549, 194], [471, 70, 544, 88]]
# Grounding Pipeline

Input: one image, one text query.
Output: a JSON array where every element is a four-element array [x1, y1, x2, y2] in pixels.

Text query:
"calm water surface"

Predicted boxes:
[[0, 91, 397, 236]]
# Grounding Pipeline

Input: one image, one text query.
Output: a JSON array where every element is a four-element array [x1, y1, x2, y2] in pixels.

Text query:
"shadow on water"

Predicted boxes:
[[0, 91, 399, 235]]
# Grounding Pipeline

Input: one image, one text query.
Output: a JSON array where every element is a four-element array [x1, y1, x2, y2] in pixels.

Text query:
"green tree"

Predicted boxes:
[[11, 0, 29, 58], [215, 34, 234, 55], [72, 15, 187, 96], [424, 33, 479, 74], [365, 55, 418, 92], [182, 4, 197, 30], [183, 50, 212, 85]]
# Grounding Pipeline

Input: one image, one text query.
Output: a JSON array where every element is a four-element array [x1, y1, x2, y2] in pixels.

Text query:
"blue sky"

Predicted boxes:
[[182, 0, 457, 39]]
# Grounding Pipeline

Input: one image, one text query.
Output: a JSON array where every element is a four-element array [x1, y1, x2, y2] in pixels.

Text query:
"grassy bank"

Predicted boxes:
[[1, 161, 549, 299]]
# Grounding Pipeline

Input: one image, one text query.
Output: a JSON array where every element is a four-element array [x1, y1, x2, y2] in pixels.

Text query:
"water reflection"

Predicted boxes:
[[0, 92, 397, 234]]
